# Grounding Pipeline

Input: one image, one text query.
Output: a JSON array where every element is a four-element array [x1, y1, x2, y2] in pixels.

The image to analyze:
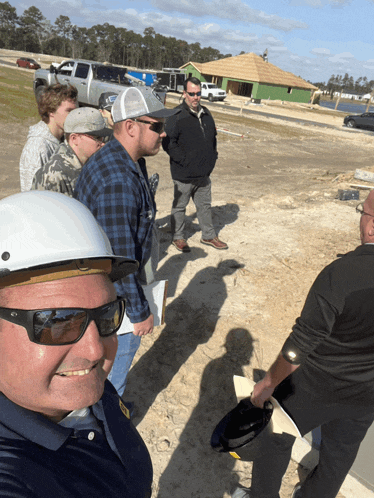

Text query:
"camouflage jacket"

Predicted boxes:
[[31, 140, 82, 197]]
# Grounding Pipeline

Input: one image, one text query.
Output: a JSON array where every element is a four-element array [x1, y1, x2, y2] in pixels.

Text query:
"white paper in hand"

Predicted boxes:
[[117, 280, 168, 334]]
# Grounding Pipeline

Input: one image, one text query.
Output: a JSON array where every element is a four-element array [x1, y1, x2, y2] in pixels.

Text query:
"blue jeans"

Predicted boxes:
[[108, 333, 141, 397]]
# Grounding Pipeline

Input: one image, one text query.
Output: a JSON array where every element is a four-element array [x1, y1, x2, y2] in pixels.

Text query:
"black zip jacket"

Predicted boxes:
[[162, 101, 218, 183]]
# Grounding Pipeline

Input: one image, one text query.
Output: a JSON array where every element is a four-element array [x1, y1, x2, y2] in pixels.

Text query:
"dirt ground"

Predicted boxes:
[[2, 51, 373, 497]]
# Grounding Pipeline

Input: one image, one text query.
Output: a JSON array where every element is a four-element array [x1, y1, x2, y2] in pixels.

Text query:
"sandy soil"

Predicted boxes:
[[2, 50, 373, 497]]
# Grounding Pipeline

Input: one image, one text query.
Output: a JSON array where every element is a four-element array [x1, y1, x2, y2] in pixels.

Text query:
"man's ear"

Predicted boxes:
[[368, 219, 374, 237], [124, 119, 137, 138], [68, 133, 80, 147]]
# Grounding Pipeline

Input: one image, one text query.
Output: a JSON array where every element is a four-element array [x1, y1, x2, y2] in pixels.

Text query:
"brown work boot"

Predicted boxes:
[[172, 239, 191, 252], [200, 237, 228, 250]]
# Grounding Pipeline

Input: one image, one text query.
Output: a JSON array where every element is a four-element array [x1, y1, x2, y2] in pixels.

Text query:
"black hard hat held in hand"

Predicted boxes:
[[211, 397, 274, 461]]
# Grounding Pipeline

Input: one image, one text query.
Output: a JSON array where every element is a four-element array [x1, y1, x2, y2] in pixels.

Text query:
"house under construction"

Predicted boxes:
[[180, 52, 318, 104]]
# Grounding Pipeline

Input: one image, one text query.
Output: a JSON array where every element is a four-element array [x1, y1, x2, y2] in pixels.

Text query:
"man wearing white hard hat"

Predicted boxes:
[[74, 86, 178, 396], [0, 191, 152, 497], [31, 107, 112, 196]]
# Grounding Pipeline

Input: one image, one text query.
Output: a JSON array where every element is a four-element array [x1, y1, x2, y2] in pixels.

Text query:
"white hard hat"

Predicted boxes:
[[0, 191, 138, 283]]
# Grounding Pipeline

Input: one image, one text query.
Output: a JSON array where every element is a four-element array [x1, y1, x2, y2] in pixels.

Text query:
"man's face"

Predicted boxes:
[[183, 82, 201, 111], [71, 133, 105, 165], [50, 99, 78, 135], [100, 108, 114, 129], [134, 116, 166, 158], [0, 274, 117, 422]]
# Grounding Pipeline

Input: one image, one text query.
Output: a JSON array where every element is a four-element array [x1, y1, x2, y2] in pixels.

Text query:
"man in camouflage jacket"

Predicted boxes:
[[32, 107, 111, 196]]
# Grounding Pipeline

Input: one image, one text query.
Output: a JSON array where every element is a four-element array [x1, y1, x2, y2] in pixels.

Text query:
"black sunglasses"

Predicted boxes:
[[83, 134, 105, 144], [186, 91, 201, 97], [0, 298, 125, 346], [132, 118, 165, 134]]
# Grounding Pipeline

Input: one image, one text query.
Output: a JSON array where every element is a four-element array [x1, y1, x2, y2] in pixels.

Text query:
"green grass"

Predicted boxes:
[[0, 67, 39, 123]]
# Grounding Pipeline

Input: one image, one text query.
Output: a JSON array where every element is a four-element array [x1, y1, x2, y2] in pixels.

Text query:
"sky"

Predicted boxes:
[[13, 0, 374, 84]]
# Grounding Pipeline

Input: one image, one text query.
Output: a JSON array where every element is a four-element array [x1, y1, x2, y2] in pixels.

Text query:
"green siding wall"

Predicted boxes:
[[255, 83, 311, 103], [182, 65, 312, 103], [182, 64, 207, 82], [222, 77, 311, 103]]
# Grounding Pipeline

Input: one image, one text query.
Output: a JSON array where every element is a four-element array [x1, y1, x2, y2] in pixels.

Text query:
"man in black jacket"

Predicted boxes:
[[163, 77, 228, 252]]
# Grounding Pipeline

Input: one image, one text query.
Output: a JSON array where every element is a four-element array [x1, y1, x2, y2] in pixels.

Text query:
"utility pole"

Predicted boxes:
[[365, 88, 374, 112], [335, 87, 344, 111]]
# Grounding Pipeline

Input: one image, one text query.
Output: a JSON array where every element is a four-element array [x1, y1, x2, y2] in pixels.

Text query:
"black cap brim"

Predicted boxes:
[[85, 128, 113, 137], [146, 107, 180, 119]]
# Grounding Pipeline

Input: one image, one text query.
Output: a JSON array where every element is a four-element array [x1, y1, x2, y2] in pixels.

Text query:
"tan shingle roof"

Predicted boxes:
[[181, 53, 318, 91], [180, 61, 204, 73]]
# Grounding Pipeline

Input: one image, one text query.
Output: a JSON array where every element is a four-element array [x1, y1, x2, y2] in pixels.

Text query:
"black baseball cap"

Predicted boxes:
[[98, 92, 118, 110]]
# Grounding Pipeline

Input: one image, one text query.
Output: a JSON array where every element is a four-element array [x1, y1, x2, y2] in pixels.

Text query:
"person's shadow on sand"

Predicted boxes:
[[156, 202, 240, 254], [155, 247, 208, 298], [186, 202, 240, 240], [156, 328, 255, 498], [124, 259, 244, 425]]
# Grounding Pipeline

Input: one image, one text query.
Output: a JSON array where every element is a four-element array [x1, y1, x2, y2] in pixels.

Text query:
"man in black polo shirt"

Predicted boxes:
[[236, 191, 374, 498], [0, 191, 152, 498]]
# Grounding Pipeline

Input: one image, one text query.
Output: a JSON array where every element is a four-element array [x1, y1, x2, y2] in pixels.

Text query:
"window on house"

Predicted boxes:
[[287, 87, 292, 94]]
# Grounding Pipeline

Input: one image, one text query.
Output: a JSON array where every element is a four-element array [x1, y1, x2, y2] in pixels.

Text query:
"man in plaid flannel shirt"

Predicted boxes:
[[74, 87, 177, 396]]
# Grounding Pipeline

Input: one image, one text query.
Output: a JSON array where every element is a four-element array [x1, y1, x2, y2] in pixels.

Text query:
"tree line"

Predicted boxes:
[[0, 1, 232, 68], [312, 73, 374, 97]]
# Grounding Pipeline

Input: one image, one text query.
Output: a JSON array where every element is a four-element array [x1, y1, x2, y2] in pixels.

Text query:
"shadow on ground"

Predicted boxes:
[[125, 259, 244, 426], [157, 328, 255, 498]]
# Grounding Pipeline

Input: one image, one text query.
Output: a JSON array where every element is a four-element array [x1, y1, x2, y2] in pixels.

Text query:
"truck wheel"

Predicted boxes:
[[208, 94, 213, 102], [35, 85, 46, 102]]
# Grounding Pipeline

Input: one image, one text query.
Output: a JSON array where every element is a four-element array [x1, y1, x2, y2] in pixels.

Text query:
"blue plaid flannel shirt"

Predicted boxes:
[[74, 138, 155, 324]]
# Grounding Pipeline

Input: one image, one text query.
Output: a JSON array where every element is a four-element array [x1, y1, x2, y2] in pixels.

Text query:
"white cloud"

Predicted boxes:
[[310, 47, 331, 56], [288, 0, 350, 6], [288, 0, 321, 6], [328, 51, 355, 62], [150, 0, 308, 31]]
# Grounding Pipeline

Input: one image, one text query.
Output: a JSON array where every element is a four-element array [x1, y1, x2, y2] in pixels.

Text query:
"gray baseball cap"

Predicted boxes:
[[112, 86, 178, 123], [98, 92, 118, 110], [64, 107, 112, 136]]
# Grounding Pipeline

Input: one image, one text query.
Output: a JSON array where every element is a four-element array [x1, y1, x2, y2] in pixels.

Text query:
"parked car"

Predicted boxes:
[[344, 112, 374, 130], [16, 57, 41, 70]]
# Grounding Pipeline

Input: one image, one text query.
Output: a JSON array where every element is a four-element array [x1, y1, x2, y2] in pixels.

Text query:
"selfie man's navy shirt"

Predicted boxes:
[[0, 381, 152, 498]]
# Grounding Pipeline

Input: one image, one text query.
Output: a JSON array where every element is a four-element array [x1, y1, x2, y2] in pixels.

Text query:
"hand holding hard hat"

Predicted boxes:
[[234, 376, 301, 438], [211, 376, 301, 461]]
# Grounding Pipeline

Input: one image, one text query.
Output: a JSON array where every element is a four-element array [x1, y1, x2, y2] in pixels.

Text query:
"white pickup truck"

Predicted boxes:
[[33, 59, 166, 105], [200, 82, 226, 102]]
